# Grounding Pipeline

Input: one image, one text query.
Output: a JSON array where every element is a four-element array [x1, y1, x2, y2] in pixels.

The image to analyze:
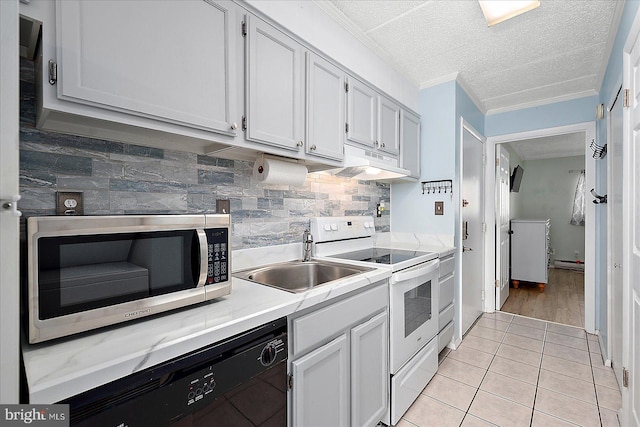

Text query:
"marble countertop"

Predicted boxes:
[[374, 232, 456, 257], [22, 246, 390, 404]]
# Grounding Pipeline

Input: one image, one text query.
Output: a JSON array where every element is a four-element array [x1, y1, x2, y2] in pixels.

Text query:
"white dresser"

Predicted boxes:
[[510, 219, 550, 292]]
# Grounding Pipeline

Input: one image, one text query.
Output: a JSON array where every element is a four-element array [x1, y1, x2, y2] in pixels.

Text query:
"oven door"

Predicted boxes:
[[389, 259, 439, 374]]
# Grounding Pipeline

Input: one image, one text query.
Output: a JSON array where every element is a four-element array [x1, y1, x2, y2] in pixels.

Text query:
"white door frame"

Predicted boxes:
[[0, 0, 21, 403], [621, 9, 640, 424], [485, 122, 596, 333], [456, 118, 485, 342], [606, 80, 623, 377]]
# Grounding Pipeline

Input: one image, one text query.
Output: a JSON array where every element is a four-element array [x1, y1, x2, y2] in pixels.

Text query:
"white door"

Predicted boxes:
[[0, 0, 20, 403], [461, 124, 485, 334], [290, 335, 349, 427], [608, 86, 624, 388], [495, 145, 510, 310], [623, 16, 640, 425]]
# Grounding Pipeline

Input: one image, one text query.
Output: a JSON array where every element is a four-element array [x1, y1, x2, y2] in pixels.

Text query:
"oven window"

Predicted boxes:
[[404, 279, 432, 337]]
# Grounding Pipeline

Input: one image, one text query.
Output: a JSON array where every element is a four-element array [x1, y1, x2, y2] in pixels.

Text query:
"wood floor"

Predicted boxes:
[[500, 268, 585, 328]]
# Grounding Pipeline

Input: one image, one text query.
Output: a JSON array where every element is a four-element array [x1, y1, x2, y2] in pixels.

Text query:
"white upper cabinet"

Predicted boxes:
[[55, 0, 238, 136], [245, 15, 305, 153], [305, 52, 345, 161], [346, 77, 403, 157], [346, 77, 378, 148], [400, 109, 421, 179], [378, 96, 400, 156]]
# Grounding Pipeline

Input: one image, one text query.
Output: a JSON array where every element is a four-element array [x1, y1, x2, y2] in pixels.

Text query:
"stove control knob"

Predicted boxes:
[[330, 224, 338, 231], [324, 224, 331, 231], [260, 343, 277, 366]]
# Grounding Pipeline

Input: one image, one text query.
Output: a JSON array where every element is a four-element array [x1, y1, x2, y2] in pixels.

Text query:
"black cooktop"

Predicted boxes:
[[330, 248, 432, 265]]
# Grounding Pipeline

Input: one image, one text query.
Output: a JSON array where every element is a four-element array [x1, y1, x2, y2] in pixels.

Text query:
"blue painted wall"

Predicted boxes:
[[392, 81, 456, 235], [391, 80, 484, 236], [485, 95, 599, 137]]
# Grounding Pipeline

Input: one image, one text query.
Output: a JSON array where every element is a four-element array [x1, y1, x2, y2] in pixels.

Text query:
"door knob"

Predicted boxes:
[[463, 246, 473, 252], [462, 199, 469, 207]]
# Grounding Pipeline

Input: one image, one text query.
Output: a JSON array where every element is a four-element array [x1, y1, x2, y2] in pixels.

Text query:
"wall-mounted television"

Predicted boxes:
[[510, 165, 524, 192]]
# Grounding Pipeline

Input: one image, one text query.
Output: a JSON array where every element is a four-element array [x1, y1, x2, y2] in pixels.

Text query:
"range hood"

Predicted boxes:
[[324, 145, 410, 181]]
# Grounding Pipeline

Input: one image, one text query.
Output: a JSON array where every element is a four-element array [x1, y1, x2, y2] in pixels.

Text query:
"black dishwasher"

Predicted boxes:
[[62, 317, 288, 427]]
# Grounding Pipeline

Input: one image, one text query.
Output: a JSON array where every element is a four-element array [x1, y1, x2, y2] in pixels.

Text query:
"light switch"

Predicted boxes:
[[435, 201, 444, 215], [216, 199, 230, 214]]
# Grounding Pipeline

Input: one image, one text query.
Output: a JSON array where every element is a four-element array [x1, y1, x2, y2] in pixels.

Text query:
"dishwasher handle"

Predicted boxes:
[[390, 259, 439, 284]]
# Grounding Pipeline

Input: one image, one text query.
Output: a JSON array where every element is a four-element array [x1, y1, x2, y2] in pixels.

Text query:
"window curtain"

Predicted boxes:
[[570, 171, 585, 226]]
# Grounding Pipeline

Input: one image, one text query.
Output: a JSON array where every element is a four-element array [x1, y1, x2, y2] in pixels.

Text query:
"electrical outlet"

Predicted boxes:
[[574, 250, 580, 259], [56, 191, 83, 215], [435, 201, 444, 215], [216, 199, 231, 214]]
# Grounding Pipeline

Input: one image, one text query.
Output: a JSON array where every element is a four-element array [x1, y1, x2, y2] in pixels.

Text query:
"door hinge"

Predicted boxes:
[[495, 157, 500, 167], [345, 82, 349, 93], [287, 373, 293, 390], [482, 222, 487, 233], [481, 290, 485, 301], [345, 123, 349, 133], [241, 21, 247, 37], [48, 60, 57, 85], [495, 279, 500, 288], [623, 367, 629, 387], [241, 116, 247, 131], [624, 89, 630, 108]]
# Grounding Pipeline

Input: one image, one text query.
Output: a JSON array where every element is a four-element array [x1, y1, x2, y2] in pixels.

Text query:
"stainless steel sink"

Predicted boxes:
[[233, 260, 373, 293]]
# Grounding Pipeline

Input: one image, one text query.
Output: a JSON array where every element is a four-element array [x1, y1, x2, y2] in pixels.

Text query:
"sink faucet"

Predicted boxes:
[[302, 229, 313, 262]]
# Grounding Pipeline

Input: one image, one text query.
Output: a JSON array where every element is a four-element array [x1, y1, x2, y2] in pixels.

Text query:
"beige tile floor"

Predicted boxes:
[[397, 312, 621, 427]]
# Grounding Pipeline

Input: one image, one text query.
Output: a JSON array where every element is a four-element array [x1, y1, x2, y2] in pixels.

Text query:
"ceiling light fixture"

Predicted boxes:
[[478, 0, 540, 26]]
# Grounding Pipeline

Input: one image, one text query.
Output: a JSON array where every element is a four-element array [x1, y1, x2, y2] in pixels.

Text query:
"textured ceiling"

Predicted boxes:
[[507, 132, 586, 161], [319, 0, 624, 113]]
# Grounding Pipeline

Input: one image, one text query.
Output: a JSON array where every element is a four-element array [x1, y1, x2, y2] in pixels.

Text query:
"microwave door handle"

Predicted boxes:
[[196, 229, 208, 287], [391, 259, 439, 284]]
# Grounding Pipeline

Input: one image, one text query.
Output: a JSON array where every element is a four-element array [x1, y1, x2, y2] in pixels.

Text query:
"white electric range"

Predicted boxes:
[[310, 216, 440, 426]]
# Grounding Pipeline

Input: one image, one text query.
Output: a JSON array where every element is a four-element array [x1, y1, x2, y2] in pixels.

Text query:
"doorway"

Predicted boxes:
[[497, 135, 586, 327], [485, 122, 597, 333]]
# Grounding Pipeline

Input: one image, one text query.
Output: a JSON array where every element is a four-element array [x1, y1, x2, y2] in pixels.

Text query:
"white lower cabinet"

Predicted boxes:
[[351, 312, 389, 427], [291, 335, 350, 427], [288, 282, 389, 427]]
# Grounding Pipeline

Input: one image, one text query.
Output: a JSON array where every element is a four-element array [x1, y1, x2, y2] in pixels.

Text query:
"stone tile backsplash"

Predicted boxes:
[[19, 59, 390, 249]]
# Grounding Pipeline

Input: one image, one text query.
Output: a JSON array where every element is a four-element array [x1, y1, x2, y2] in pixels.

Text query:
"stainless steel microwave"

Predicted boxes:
[[26, 214, 231, 344]]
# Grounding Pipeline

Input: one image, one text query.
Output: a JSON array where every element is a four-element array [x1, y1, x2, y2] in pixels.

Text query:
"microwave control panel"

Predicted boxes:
[[205, 228, 228, 284]]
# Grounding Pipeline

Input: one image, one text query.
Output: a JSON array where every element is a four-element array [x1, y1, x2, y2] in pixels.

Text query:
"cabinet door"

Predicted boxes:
[[56, 0, 238, 136], [351, 311, 389, 427], [378, 96, 400, 156], [346, 77, 377, 148], [400, 109, 421, 178], [291, 335, 350, 427], [306, 53, 345, 161], [246, 15, 304, 152]]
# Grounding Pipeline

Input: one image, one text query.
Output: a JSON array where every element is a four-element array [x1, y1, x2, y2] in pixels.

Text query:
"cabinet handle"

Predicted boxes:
[[374, 140, 379, 147], [230, 122, 238, 130], [381, 143, 386, 148], [310, 144, 317, 151], [297, 141, 304, 148]]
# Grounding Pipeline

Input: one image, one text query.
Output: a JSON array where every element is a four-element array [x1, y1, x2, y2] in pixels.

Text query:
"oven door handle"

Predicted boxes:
[[196, 229, 208, 287], [390, 259, 439, 284]]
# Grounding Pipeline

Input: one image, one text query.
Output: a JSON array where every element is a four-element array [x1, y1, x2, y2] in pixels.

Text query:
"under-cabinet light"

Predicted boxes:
[[478, 0, 540, 26]]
